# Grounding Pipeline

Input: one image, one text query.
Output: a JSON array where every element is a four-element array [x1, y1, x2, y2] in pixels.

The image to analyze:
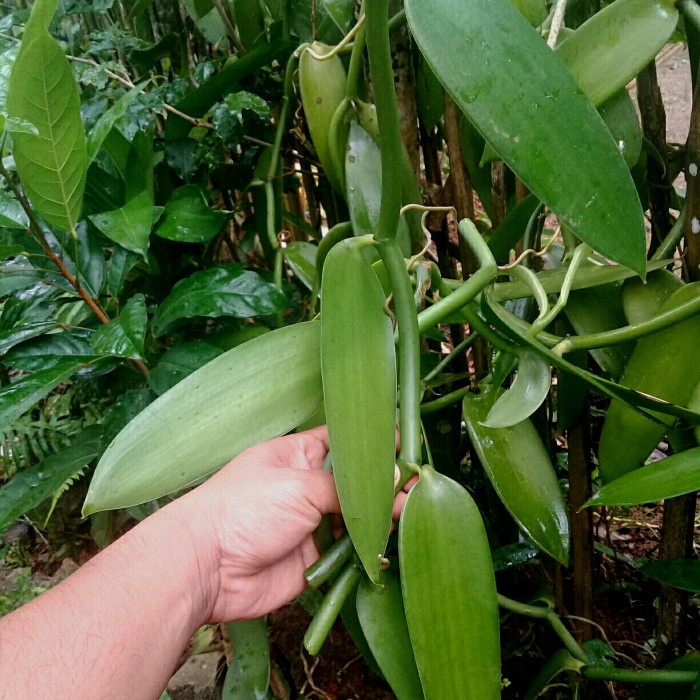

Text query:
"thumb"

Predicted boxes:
[[301, 469, 341, 515]]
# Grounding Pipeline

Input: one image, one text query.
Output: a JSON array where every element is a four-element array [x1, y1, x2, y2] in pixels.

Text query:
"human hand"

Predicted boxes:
[[183, 426, 341, 622]]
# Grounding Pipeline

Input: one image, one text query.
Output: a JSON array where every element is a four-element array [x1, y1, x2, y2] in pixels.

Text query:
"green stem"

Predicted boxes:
[[305, 533, 355, 588], [346, 3, 366, 102], [421, 386, 474, 415], [582, 666, 699, 685], [367, 0, 421, 467], [554, 291, 700, 355], [652, 208, 686, 261], [423, 331, 479, 383], [417, 220, 498, 333], [497, 594, 589, 665], [677, 0, 700, 40], [508, 265, 549, 323]]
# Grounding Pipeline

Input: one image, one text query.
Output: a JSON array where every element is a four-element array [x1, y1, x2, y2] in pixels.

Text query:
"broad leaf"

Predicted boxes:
[[0, 190, 29, 229], [284, 242, 317, 291], [638, 559, 700, 593], [89, 190, 163, 258], [4, 333, 100, 371], [586, 446, 700, 507], [92, 294, 148, 360], [0, 428, 102, 535], [107, 246, 140, 299], [83, 322, 323, 512], [0, 360, 80, 432], [0, 320, 57, 355], [152, 265, 288, 336], [148, 340, 223, 395], [155, 185, 228, 243], [405, 0, 646, 274], [7, 0, 87, 236]]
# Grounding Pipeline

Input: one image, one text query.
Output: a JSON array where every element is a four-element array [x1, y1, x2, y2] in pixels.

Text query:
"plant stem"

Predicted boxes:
[[367, 0, 421, 467], [652, 208, 685, 261], [0, 162, 149, 378], [421, 386, 474, 415], [423, 331, 479, 383], [582, 666, 698, 684], [417, 220, 497, 333], [497, 594, 590, 664], [346, 2, 366, 102]]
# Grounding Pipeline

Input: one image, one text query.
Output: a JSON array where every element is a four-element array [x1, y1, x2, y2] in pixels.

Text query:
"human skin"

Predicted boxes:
[[0, 426, 409, 700]]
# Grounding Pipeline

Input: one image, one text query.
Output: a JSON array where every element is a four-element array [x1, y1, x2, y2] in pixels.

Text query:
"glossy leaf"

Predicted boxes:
[[76, 220, 106, 298], [283, 241, 317, 291], [399, 467, 500, 699], [357, 571, 424, 700], [321, 238, 396, 583], [464, 385, 570, 564], [0, 320, 57, 355], [84, 322, 323, 512], [599, 89, 642, 168], [108, 247, 140, 299], [89, 191, 163, 258], [598, 283, 700, 482], [639, 559, 700, 593], [322, 0, 354, 32], [587, 446, 700, 507], [482, 349, 551, 428], [92, 294, 148, 360], [86, 81, 148, 165], [556, 0, 679, 108], [346, 122, 381, 238], [0, 190, 29, 229], [0, 360, 80, 432], [405, 0, 646, 274], [152, 265, 288, 336], [222, 618, 270, 700], [7, 0, 87, 236], [148, 341, 223, 395], [0, 428, 102, 535], [4, 334, 100, 371], [622, 269, 683, 325], [155, 185, 228, 243]]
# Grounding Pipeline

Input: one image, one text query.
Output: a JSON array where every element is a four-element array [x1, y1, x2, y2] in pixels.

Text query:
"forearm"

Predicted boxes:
[[0, 495, 217, 700]]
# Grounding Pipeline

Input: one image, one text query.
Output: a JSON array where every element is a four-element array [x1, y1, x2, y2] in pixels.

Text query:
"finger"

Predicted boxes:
[[402, 474, 419, 493], [297, 425, 330, 468], [303, 469, 341, 515], [392, 491, 408, 520]]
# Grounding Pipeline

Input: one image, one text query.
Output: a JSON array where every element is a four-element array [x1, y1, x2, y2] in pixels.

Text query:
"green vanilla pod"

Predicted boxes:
[[299, 43, 348, 195], [598, 282, 700, 483], [321, 237, 397, 583], [399, 466, 500, 699], [464, 385, 570, 565]]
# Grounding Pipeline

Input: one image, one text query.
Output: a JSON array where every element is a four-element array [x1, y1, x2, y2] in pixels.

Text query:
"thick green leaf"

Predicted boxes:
[[222, 618, 270, 700], [511, 0, 547, 25], [638, 559, 700, 593], [0, 360, 80, 432], [464, 385, 570, 564], [89, 191, 163, 258], [399, 467, 500, 699], [346, 122, 380, 238], [524, 650, 584, 700], [83, 322, 323, 512], [587, 446, 700, 507], [155, 185, 228, 243], [152, 265, 288, 336], [405, 0, 646, 274], [321, 238, 396, 584], [482, 349, 551, 428], [0, 320, 57, 355], [76, 220, 106, 298], [148, 340, 223, 395], [232, 0, 266, 49], [556, 0, 679, 108], [7, 0, 87, 236], [622, 269, 683, 326], [0, 428, 102, 535], [283, 241, 317, 291], [599, 89, 642, 168], [321, 0, 354, 32], [356, 571, 424, 700], [92, 294, 148, 360]]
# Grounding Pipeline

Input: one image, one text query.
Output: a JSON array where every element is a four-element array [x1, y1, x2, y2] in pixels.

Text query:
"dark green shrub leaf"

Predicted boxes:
[[148, 340, 223, 395], [92, 294, 148, 360], [152, 265, 289, 336], [638, 559, 700, 593], [155, 185, 228, 243], [89, 191, 163, 258]]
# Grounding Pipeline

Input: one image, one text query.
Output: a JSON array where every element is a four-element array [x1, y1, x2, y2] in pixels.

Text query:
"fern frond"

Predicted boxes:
[[43, 466, 88, 527]]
